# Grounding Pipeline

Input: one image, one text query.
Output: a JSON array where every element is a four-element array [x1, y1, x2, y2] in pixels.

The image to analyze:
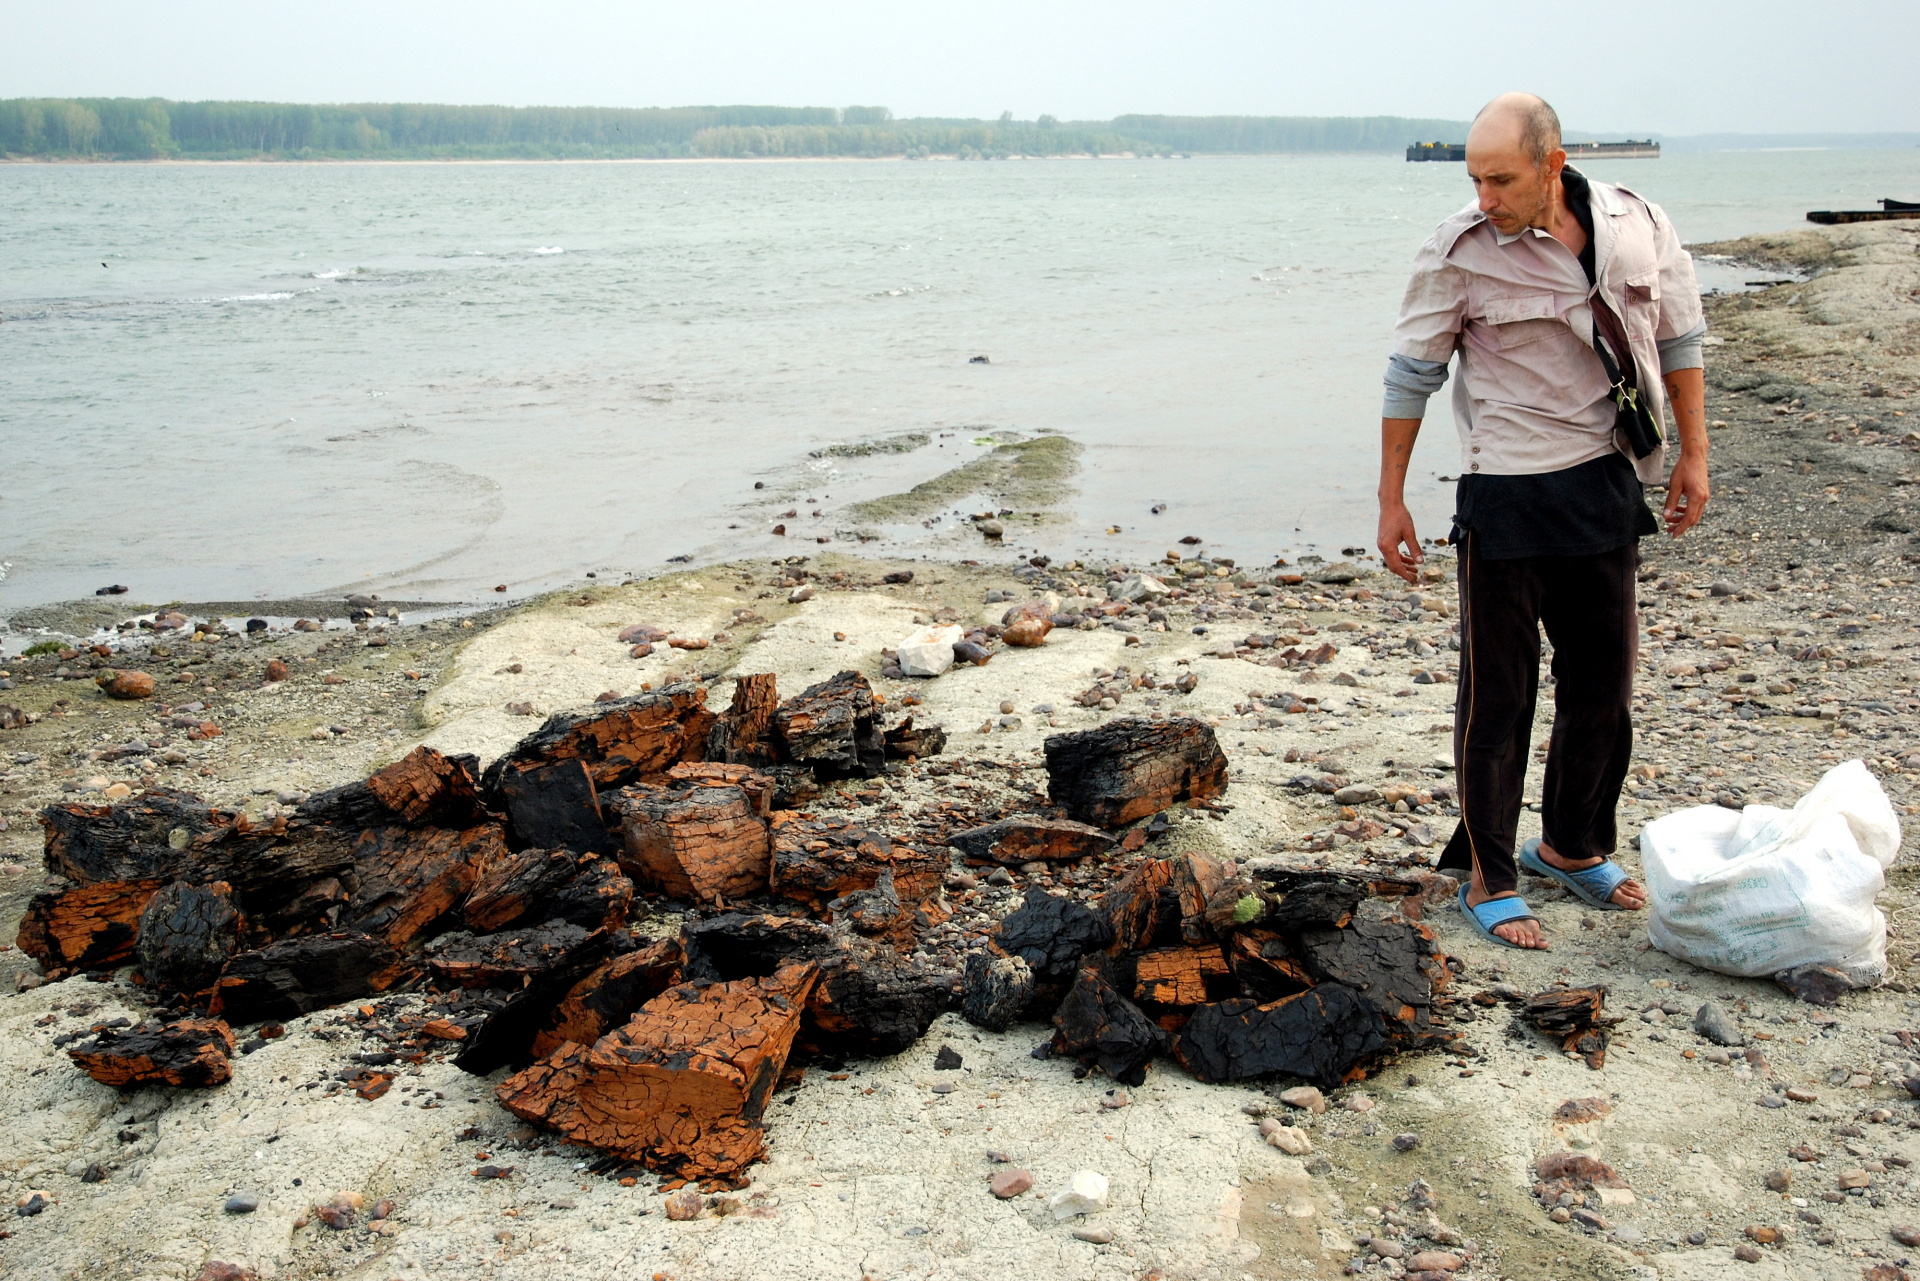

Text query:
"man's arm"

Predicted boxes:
[[1661, 367, 1709, 536], [1379, 417, 1425, 582]]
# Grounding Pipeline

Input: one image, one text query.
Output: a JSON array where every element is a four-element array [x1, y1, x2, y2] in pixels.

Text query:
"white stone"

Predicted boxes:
[[1048, 1169, 1110, 1219], [895, 625, 962, 678], [1278, 1086, 1327, 1114]]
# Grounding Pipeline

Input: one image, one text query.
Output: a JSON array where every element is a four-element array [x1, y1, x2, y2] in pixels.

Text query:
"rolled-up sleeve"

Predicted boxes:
[[1383, 353, 1451, 419], [1657, 318, 1708, 374]]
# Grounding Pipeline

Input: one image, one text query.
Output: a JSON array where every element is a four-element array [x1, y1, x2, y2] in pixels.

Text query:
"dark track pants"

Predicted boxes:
[[1435, 533, 1640, 898]]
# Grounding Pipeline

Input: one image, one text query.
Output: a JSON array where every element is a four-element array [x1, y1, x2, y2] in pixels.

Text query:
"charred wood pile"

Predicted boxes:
[[20, 668, 1465, 1190]]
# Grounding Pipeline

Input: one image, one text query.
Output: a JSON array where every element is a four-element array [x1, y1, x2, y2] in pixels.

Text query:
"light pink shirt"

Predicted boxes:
[[1391, 178, 1704, 484]]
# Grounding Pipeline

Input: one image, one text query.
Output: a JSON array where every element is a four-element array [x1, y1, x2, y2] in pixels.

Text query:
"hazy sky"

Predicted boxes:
[[7, 0, 1915, 136]]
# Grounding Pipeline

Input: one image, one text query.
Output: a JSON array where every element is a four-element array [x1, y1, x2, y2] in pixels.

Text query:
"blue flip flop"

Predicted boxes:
[[1457, 883, 1539, 949], [1518, 837, 1631, 911]]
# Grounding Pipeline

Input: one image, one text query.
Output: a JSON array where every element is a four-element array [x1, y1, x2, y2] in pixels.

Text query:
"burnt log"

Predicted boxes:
[[680, 913, 951, 1056], [883, 715, 948, 761], [1174, 984, 1395, 1086], [768, 813, 946, 915], [661, 762, 777, 815], [498, 758, 617, 855], [1131, 944, 1232, 1008], [706, 673, 781, 766], [496, 963, 818, 1185], [68, 1017, 235, 1089], [341, 824, 504, 950], [530, 938, 684, 1060], [1223, 930, 1316, 1005], [17, 879, 163, 971], [1524, 986, 1615, 1068], [451, 927, 623, 1076], [462, 847, 584, 932], [40, 790, 353, 910], [612, 785, 769, 904], [427, 922, 595, 988], [299, 746, 484, 830], [948, 816, 1114, 866], [482, 682, 716, 798], [1293, 916, 1452, 1048], [961, 951, 1034, 1032], [207, 933, 405, 1024], [539, 857, 633, 933], [764, 765, 822, 811], [135, 881, 245, 996], [1097, 857, 1180, 953], [994, 888, 1116, 987], [773, 670, 885, 779], [1051, 961, 1166, 1086], [1170, 852, 1234, 944], [1043, 716, 1228, 828]]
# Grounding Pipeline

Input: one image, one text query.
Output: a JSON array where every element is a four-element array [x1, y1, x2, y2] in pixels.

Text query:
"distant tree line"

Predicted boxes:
[[0, 98, 1473, 161]]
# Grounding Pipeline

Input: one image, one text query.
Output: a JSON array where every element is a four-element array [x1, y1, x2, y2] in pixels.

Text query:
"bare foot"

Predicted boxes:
[[1538, 841, 1647, 910], [1464, 885, 1549, 950]]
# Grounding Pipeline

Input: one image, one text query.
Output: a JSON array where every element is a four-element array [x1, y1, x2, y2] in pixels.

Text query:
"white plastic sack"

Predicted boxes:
[[1641, 759, 1902, 981], [895, 624, 963, 678]]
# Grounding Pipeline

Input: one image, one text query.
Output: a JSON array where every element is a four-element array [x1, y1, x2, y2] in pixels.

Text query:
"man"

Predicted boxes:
[[1375, 92, 1710, 950]]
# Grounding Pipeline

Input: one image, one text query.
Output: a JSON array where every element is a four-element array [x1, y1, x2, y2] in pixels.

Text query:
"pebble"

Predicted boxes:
[[1764, 1169, 1791, 1192], [1612, 1225, 1644, 1245], [17, 1190, 51, 1216], [1694, 1002, 1745, 1047], [664, 1188, 703, 1220], [1047, 1170, 1109, 1219], [1072, 1226, 1114, 1244], [1392, 1132, 1421, 1151], [1893, 1226, 1920, 1247], [1732, 1243, 1763, 1262], [1341, 1094, 1375, 1113], [1838, 1168, 1871, 1189], [224, 1193, 258, 1214], [989, 1168, 1033, 1199], [1549, 1207, 1572, 1223], [1265, 1126, 1313, 1155], [1686, 1229, 1707, 1245], [1279, 1086, 1327, 1114], [1785, 1086, 1818, 1102], [1406, 1250, 1462, 1271], [1370, 1239, 1405, 1259]]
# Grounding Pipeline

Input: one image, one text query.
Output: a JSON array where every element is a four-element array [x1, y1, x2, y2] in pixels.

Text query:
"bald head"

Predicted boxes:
[[1469, 92, 1562, 169]]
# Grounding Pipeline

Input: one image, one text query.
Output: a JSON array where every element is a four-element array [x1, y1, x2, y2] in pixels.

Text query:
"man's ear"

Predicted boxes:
[[1544, 148, 1568, 181]]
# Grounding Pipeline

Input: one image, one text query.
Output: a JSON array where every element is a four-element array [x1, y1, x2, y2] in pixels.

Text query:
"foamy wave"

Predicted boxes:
[[311, 269, 345, 279], [531, 246, 564, 255], [219, 292, 296, 302]]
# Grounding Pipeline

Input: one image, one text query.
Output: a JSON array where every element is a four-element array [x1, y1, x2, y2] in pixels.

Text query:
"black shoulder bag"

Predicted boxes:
[[1590, 292, 1664, 460]]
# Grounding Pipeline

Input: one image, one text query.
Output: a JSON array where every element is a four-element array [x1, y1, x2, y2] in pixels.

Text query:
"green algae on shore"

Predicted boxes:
[[848, 433, 1083, 522]]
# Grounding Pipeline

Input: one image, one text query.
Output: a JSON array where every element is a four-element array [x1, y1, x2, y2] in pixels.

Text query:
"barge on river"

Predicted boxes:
[[1406, 139, 1661, 161]]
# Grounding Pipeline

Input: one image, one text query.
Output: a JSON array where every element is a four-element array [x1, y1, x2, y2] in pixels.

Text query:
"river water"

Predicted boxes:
[[2, 148, 1915, 617]]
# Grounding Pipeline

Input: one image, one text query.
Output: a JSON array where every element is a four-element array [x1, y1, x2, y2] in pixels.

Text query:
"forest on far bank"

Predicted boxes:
[[0, 98, 1474, 160]]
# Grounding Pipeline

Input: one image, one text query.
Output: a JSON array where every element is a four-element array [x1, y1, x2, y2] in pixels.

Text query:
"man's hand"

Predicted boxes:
[[1377, 416, 1425, 583], [1661, 367, 1709, 537], [1664, 453, 1710, 536], [1378, 500, 1423, 583]]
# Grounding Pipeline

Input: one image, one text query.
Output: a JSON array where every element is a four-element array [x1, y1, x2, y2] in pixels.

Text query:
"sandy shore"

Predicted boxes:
[[0, 219, 1918, 1281]]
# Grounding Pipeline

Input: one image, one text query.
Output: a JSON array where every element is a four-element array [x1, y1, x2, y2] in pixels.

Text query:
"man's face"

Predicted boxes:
[[1466, 138, 1551, 235]]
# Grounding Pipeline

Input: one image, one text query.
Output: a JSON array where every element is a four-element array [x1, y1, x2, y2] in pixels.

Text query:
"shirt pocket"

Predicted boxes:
[[1623, 273, 1662, 339], [1478, 292, 1561, 349]]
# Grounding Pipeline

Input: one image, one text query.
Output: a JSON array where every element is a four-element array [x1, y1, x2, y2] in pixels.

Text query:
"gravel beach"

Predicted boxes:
[[0, 218, 1917, 1281]]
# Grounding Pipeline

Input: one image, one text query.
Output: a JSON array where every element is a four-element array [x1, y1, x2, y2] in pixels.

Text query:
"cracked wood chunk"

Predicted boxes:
[[427, 922, 595, 988], [1174, 984, 1395, 1087], [947, 816, 1115, 866], [882, 715, 948, 761], [706, 673, 780, 766], [299, 746, 484, 830], [498, 758, 618, 856], [496, 963, 819, 1184], [773, 670, 886, 779], [462, 848, 631, 934], [1132, 944, 1231, 1007], [531, 938, 684, 1060], [1293, 915, 1453, 1049], [207, 933, 406, 1024], [612, 785, 770, 904], [1051, 960, 1165, 1086], [17, 879, 164, 971], [454, 928, 624, 1076], [136, 881, 246, 996], [1043, 716, 1228, 828], [342, 824, 504, 951], [69, 1017, 235, 1088], [767, 813, 945, 914], [483, 682, 716, 797]]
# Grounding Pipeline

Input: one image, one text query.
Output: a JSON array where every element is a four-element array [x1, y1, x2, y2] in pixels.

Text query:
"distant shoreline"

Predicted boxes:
[[0, 152, 1229, 166]]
